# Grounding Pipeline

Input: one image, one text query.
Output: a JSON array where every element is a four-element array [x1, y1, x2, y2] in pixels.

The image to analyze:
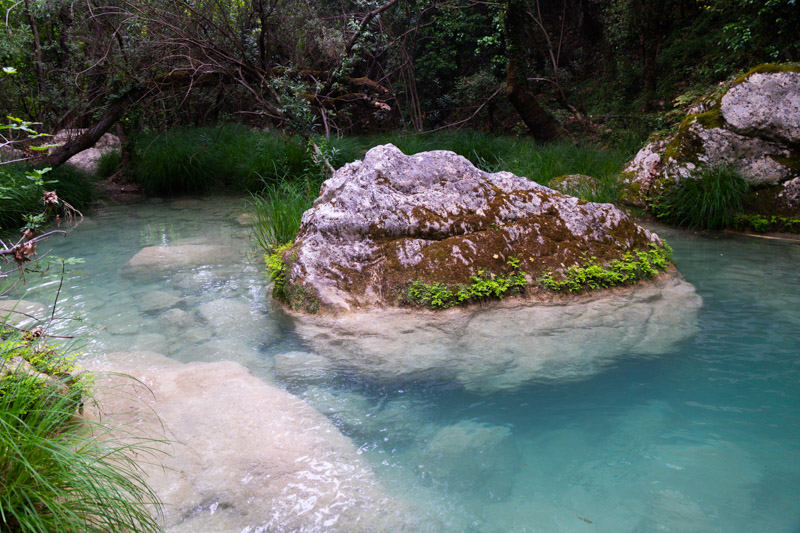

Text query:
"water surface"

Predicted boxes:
[[11, 198, 800, 532]]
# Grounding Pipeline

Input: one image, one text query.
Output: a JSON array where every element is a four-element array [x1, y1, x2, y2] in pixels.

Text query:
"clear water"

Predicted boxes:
[[9, 198, 800, 532]]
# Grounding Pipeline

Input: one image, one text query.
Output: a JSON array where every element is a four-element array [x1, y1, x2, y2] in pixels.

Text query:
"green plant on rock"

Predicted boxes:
[[537, 244, 672, 293], [651, 164, 749, 229], [731, 213, 800, 233], [264, 241, 294, 300], [403, 255, 527, 310]]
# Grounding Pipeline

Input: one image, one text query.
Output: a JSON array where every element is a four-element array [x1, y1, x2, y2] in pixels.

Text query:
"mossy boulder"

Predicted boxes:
[[621, 65, 800, 212], [277, 144, 669, 314]]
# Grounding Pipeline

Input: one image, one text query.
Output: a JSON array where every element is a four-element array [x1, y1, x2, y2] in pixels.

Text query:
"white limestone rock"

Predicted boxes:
[[280, 143, 663, 313], [721, 69, 800, 145], [84, 354, 426, 532]]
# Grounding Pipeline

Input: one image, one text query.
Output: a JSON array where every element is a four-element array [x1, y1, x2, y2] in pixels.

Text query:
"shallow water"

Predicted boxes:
[[9, 197, 800, 532]]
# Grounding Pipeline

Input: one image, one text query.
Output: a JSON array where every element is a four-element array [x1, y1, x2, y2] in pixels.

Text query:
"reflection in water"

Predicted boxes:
[[8, 197, 800, 532]]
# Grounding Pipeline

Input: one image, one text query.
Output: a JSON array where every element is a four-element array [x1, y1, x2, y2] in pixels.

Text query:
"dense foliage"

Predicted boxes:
[[0, 0, 795, 146]]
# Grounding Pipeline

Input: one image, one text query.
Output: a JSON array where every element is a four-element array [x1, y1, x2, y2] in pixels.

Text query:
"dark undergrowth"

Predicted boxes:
[[0, 164, 95, 231]]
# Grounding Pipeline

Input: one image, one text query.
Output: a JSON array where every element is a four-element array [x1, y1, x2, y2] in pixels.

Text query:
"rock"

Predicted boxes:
[[0, 299, 48, 328], [418, 420, 520, 501], [0, 144, 25, 162], [272, 350, 334, 385], [291, 272, 702, 394], [170, 339, 264, 372], [138, 290, 183, 312], [83, 354, 425, 532], [124, 244, 239, 272], [196, 298, 279, 343], [235, 213, 258, 226], [300, 386, 373, 433], [159, 308, 194, 330], [621, 65, 800, 212], [548, 174, 599, 197], [779, 177, 800, 209], [48, 129, 121, 175], [721, 67, 800, 145], [279, 143, 663, 313]]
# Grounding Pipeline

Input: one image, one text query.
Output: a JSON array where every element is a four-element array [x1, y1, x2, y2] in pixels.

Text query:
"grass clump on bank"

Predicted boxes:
[[651, 165, 749, 229], [537, 245, 672, 293], [0, 329, 163, 532], [131, 125, 314, 195]]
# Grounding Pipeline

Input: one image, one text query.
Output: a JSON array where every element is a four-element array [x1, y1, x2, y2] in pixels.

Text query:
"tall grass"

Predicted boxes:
[[134, 127, 634, 197], [0, 164, 95, 231], [97, 151, 122, 178], [249, 173, 322, 250], [0, 335, 163, 532], [131, 125, 312, 195], [652, 164, 749, 229]]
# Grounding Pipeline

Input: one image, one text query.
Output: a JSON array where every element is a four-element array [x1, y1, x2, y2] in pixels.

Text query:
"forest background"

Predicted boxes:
[[1, 0, 797, 160]]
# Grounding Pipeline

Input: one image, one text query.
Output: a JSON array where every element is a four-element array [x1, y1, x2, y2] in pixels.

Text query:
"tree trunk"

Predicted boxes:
[[43, 87, 145, 168], [505, 0, 560, 140]]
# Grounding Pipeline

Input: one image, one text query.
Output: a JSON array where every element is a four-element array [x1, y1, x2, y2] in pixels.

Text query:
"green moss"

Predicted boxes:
[[731, 64, 800, 87], [265, 241, 294, 301], [401, 256, 527, 310], [537, 244, 672, 293], [769, 154, 800, 172], [663, 109, 725, 163], [731, 213, 800, 233]]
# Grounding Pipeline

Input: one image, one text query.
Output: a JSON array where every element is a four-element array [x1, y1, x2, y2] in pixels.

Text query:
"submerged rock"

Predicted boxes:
[[277, 143, 664, 313], [196, 298, 279, 343], [291, 273, 702, 394], [418, 420, 520, 501], [621, 65, 800, 211], [0, 299, 48, 328], [85, 353, 425, 532], [124, 244, 239, 271]]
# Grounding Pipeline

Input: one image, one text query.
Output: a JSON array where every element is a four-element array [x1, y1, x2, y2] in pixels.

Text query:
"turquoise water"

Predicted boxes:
[[8, 198, 800, 532]]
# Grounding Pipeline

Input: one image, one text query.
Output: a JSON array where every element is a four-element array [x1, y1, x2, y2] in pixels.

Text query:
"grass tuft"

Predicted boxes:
[[652, 164, 749, 229], [0, 333, 163, 533]]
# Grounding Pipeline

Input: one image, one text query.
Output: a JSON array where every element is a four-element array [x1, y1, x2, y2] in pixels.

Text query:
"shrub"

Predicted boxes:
[[652, 164, 749, 229], [0, 164, 94, 231]]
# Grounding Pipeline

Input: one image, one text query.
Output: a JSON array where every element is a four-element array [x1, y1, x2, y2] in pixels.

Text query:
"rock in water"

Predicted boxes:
[[278, 143, 664, 313], [85, 353, 426, 532]]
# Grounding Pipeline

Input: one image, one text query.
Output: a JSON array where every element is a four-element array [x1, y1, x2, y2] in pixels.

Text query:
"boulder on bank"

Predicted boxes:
[[85, 353, 425, 532], [621, 65, 800, 212], [49, 129, 121, 175], [276, 143, 666, 314]]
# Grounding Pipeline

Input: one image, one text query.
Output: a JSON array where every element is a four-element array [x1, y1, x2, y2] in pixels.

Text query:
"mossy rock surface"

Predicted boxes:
[[620, 64, 800, 215], [280, 144, 668, 314]]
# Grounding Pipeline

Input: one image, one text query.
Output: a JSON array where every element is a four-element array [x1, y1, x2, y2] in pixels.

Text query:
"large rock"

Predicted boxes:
[[49, 128, 121, 175], [279, 143, 664, 314], [84, 353, 425, 532], [291, 272, 702, 394], [621, 65, 800, 209]]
